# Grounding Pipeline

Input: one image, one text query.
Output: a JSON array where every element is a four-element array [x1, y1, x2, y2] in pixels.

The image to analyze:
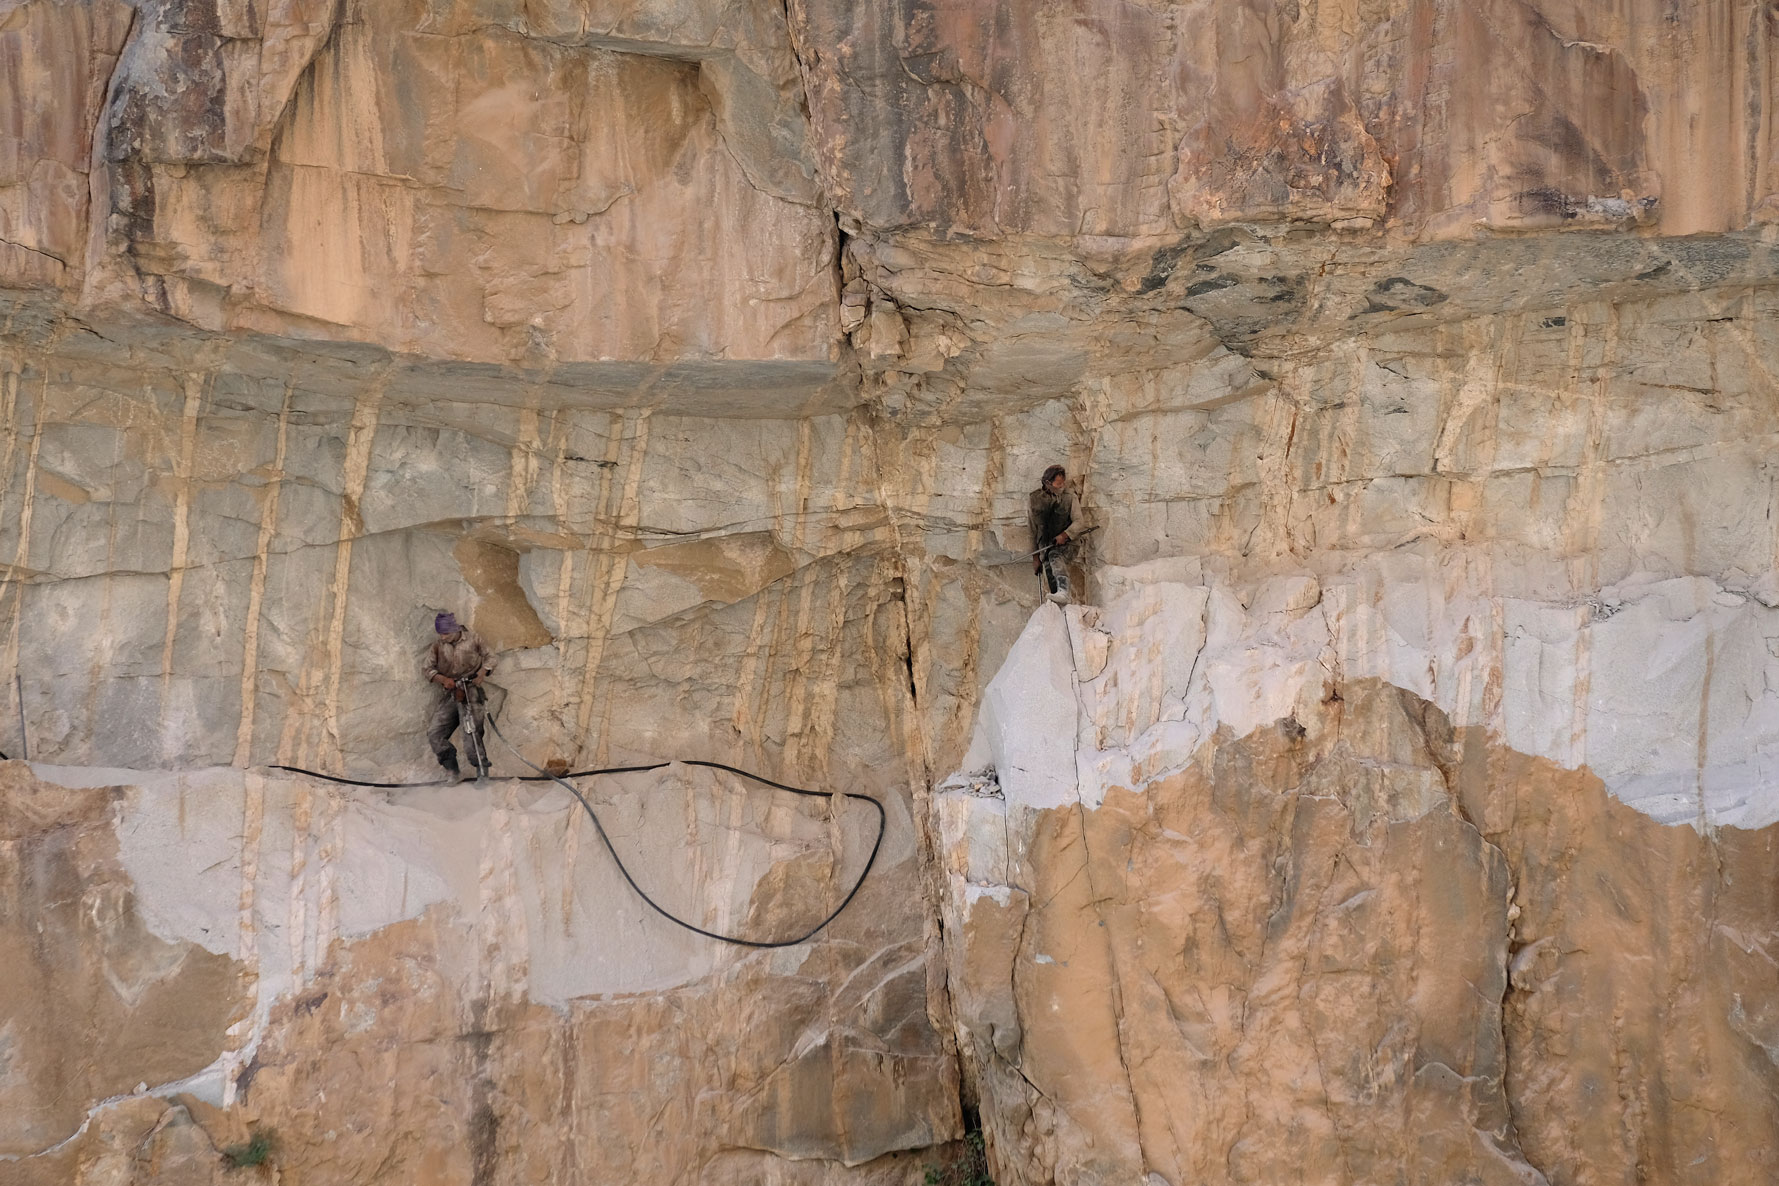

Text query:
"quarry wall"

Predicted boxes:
[[3, 1, 1777, 1182]]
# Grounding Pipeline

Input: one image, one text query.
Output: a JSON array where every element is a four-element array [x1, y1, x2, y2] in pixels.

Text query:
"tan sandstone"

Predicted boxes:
[[5, 1, 1779, 1183]]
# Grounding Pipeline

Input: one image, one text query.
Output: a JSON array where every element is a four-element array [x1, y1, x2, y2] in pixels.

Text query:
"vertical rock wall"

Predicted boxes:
[[1, 756, 953, 1183], [940, 596, 1779, 1185], [4, 2, 1779, 1183], [0, 325, 904, 780]]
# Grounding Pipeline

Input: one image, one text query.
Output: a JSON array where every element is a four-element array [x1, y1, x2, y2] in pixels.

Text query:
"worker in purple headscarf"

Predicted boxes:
[[423, 611, 496, 782]]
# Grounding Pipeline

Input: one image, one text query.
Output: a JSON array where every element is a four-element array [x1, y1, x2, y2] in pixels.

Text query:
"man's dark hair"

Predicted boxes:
[[1041, 464, 1067, 485]]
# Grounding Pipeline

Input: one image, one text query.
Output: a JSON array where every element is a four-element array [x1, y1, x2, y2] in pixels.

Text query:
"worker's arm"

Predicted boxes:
[[424, 643, 455, 689], [470, 636, 496, 682]]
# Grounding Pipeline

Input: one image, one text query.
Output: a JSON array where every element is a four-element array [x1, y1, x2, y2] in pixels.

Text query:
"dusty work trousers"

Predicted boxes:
[[1039, 542, 1083, 602], [427, 692, 487, 768]]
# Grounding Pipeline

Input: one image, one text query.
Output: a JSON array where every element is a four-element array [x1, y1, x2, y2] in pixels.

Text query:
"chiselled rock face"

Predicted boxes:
[[942, 598, 1779, 1185], [1, 759, 951, 1183], [3, 1, 1779, 1183]]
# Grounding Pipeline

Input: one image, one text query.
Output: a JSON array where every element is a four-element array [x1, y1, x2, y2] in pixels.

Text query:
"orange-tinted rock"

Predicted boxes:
[[5, 5, 1779, 1185], [793, 0, 1775, 239], [939, 681, 1779, 1185], [1457, 732, 1779, 1186], [6, 0, 839, 367], [0, 0, 133, 285], [0, 762, 249, 1159], [0, 760, 956, 1183]]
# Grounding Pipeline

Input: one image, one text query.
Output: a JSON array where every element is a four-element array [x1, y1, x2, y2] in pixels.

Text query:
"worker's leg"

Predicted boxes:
[[1045, 548, 1073, 603], [464, 697, 489, 777], [427, 694, 462, 774], [1063, 556, 1086, 605], [1061, 540, 1089, 605]]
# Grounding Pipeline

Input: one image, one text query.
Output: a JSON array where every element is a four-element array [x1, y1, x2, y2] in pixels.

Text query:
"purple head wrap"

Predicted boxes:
[[434, 611, 458, 635]]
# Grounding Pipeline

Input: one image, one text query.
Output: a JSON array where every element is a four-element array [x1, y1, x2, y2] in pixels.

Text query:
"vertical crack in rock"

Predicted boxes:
[[0, 356, 58, 727], [894, 559, 965, 1074], [1061, 601, 1149, 1175], [867, 406, 970, 1154], [8, 4, 1779, 1182], [569, 409, 651, 768], [316, 362, 392, 769], [232, 382, 292, 766], [1396, 686, 1548, 1182], [156, 362, 212, 762], [464, 1001, 500, 1186], [0, 363, 30, 757]]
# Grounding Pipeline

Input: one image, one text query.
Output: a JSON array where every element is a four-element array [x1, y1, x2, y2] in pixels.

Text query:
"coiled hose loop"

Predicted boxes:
[[271, 716, 885, 949]]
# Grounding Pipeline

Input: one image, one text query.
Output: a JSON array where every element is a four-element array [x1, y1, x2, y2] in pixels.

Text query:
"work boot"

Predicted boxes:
[[438, 754, 463, 785], [1048, 570, 1072, 604]]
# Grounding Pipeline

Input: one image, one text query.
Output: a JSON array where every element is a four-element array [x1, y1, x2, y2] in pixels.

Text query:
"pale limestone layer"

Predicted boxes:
[[891, 277, 1779, 832], [0, 322, 911, 785], [26, 269, 1779, 822], [1, 759, 953, 1180], [968, 562, 1779, 830], [6, 4, 1779, 1185], [939, 589, 1779, 1183]]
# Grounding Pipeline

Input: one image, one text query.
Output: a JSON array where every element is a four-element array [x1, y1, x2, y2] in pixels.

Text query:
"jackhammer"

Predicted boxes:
[[449, 671, 492, 782]]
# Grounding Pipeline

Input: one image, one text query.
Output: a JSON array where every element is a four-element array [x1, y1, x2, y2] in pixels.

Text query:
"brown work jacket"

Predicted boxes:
[[425, 629, 496, 683], [1028, 486, 1084, 553]]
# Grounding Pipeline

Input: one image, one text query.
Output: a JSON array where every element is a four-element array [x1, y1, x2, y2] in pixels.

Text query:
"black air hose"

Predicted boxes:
[[270, 718, 884, 949]]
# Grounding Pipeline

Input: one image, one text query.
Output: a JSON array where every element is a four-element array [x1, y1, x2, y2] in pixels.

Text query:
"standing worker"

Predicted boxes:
[[1029, 464, 1087, 603], [424, 611, 496, 782]]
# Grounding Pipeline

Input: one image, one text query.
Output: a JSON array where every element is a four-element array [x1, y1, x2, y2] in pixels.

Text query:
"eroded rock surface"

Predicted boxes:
[[0, 765, 246, 1160], [793, 0, 1775, 238], [2, 758, 953, 1182], [5, 1, 1779, 1183], [940, 593, 1779, 1185]]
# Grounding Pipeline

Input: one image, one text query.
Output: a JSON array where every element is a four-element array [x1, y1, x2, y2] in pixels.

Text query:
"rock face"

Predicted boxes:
[[4, 1, 1779, 1183], [7, 0, 837, 367], [2, 759, 952, 1183], [795, 0, 1768, 237], [941, 593, 1779, 1185]]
